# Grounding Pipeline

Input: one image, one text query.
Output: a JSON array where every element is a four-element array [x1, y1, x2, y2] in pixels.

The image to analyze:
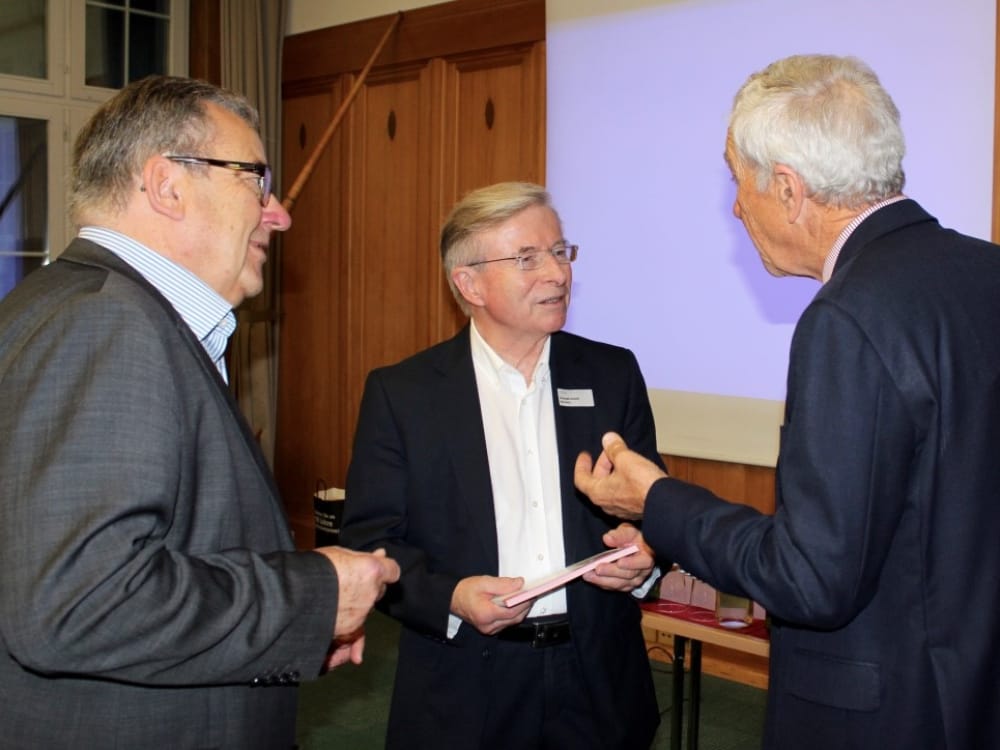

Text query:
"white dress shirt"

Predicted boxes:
[[446, 321, 569, 637], [469, 320, 568, 619]]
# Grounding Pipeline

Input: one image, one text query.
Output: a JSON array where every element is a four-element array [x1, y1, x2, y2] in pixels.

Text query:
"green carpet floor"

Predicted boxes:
[[296, 610, 766, 749]]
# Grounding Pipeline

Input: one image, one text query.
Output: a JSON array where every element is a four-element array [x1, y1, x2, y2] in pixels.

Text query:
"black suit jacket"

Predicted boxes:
[[642, 200, 1000, 749], [342, 327, 661, 748]]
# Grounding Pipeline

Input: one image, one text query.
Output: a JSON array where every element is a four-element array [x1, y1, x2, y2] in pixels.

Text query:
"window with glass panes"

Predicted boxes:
[[0, 0, 186, 301]]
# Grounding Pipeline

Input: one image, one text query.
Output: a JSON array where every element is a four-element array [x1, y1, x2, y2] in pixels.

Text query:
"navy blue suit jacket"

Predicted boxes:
[[342, 327, 661, 748], [642, 200, 1000, 749]]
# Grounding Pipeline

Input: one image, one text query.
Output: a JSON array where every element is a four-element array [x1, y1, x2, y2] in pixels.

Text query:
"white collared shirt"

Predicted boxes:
[[470, 320, 567, 618], [445, 321, 568, 637], [78, 226, 236, 382]]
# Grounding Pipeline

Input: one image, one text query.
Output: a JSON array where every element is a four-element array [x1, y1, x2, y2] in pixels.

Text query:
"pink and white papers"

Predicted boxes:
[[496, 544, 641, 607]]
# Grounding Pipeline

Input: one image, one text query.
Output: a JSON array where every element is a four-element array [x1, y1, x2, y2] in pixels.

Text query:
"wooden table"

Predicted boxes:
[[641, 601, 769, 750]]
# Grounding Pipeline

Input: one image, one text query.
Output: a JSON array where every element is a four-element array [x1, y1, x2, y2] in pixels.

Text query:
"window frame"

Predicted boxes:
[[0, 95, 66, 265], [0, 0, 189, 267], [0, 0, 66, 97], [70, 0, 189, 104]]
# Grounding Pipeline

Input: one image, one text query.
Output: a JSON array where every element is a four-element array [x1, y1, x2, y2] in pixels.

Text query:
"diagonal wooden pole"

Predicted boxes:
[[281, 11, 403, 212]]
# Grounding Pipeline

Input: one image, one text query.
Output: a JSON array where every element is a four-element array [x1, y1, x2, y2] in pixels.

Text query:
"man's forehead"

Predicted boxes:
[[204, 102, 264, 157]]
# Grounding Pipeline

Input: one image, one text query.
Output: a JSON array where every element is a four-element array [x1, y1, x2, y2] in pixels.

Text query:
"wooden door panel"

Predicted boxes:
[[432, 43, 547, 341], [350, 70, 433, 379], [277, 87, 348, 538], [446, 45, 546, 194], [347, 64, 438, 428]]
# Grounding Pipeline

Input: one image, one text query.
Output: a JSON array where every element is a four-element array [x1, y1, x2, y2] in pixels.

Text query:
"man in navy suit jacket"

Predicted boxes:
[[576, 54, 1000, 749], [341, 182, 661, 749]]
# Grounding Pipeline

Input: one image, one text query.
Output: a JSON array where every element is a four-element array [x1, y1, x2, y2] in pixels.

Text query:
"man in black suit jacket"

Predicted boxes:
[[0, 76, 398, 749], [341, 182, 661, 749], [575, 54, 1000, 749]]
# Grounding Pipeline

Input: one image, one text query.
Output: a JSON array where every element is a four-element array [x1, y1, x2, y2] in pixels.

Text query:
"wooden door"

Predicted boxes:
[[278, 0, 545, 545]]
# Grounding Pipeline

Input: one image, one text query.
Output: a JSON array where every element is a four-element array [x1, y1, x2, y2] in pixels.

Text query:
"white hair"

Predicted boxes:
[[729, 54, 905, 209]]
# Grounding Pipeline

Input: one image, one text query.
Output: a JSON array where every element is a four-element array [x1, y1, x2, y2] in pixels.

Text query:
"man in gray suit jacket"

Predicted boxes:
[[575, 55, 1000, 749], [0, 76, 399, 749], [341, 182, 661, 749]]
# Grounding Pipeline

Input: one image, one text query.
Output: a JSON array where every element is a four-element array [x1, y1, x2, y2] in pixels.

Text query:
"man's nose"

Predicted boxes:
[[263, 194, 292, 231]]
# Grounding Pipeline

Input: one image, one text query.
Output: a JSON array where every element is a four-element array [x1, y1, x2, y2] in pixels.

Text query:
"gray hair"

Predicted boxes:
[[440, 181, 560, 312], [728, 54, 905, 209], [69, 75, 259, 224]]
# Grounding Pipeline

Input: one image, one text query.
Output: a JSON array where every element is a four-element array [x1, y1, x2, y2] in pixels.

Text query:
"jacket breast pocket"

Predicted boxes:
[[787, 648, 881, 712]]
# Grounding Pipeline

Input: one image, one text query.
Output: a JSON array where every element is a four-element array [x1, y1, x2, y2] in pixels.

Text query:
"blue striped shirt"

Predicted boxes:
[[78, 226, 236, 382]]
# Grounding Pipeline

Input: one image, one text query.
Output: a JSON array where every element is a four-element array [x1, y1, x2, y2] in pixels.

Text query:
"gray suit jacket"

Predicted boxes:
[[0, 239, 338, 749]]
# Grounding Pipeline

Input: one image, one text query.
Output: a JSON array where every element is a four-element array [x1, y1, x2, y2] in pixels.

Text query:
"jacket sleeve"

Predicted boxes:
[[641, 300, 916, 627], [340, 368, 462, 639], [0, 290, 338, 685]]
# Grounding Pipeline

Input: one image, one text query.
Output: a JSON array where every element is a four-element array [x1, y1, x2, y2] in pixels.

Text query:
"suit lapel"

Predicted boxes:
[[548, 332, 597, 562], [433, 329, 500, 572], [58, 239, 282, 503]]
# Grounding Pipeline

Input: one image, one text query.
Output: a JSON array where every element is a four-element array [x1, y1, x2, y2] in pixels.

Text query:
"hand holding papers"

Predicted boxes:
[[494, 545, 641, 607]]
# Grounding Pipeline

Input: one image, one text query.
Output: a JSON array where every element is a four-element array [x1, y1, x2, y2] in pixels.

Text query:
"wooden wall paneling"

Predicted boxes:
[[424, 57, 463, 346], [663, 454, 776, 516], [346, 62, 440, 433], [433, 41, 547, 340], [282, 0, 545, 88], [445, 44, 546, 192], [743, 463, 777, 515], [662, 454, 692, 482], [277, 84, 348, 543], [688, 458, 758, 509], [188, 0, 221, 84]]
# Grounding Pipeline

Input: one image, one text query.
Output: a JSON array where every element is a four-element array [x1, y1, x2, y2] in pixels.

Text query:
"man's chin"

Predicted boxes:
[[238, 272, 266, 303], [760, 260, 787, 278], [543, 310, 568, 332]]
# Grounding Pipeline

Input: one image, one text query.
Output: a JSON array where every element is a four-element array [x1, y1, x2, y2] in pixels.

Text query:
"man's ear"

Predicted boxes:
[[773, 164, 806, 223], [140, 156, 185, 220], [452, 267, 484, 309]]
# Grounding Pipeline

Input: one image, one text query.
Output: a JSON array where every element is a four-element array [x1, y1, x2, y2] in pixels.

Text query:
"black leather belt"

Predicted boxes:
[[496, 617, 571, 648]]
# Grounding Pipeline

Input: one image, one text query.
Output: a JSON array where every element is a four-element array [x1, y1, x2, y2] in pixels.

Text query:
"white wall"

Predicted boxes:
[[285, 0, 997, 464], [286, 0, 439, 34]]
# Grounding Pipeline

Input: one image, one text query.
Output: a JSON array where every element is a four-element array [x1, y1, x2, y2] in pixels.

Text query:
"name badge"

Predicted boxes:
[[557, 388, 594, 407]]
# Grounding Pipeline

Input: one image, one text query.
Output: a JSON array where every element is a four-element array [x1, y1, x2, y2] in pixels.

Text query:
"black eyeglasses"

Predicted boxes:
[[467, 242, 579, 271], [164, 155, 272, 206]]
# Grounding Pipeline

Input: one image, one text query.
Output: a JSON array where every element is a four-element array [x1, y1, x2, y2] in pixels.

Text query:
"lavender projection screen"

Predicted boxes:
[[546, 0, 995, 403]]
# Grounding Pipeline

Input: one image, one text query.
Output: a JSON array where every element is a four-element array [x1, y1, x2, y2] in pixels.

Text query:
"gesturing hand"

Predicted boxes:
[[574, 432, 667, 520]]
